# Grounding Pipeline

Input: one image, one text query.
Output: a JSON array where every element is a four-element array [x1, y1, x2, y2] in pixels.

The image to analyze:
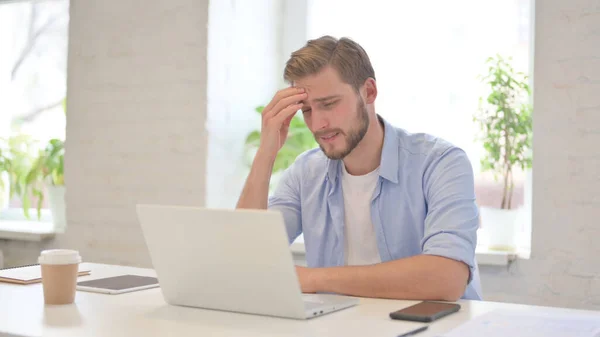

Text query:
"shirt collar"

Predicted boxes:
[[327, 115, 399, 184]]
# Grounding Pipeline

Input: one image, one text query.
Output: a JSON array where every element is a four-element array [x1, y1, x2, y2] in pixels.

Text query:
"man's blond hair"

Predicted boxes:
[[284, 36, 375, 92]]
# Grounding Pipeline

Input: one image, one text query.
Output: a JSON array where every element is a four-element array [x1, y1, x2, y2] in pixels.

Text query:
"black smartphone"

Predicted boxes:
[[389, 301, 461, 322]]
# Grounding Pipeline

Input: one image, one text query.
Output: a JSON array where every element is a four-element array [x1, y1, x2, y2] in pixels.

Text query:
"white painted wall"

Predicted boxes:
[[478, 0, 600, 310]]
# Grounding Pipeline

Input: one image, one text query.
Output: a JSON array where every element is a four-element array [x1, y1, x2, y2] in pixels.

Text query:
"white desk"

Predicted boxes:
[[1, 263, 598, 337]]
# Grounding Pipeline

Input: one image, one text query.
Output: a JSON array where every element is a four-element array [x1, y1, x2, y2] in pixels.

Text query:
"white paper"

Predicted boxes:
[[440, 309, 600, 337], [0, 265, 42, 281]]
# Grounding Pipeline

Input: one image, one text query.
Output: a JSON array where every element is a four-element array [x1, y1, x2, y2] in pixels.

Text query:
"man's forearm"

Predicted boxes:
[[307, 255, 468, 301], [236, 150, 275, 209]]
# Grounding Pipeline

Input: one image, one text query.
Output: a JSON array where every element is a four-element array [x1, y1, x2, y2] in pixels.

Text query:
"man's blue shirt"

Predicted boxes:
[[268, 117, 483, 300]]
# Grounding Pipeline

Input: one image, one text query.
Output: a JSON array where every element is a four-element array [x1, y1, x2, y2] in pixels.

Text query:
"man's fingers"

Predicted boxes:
[[263, 87, 305, 116], [265, 93, 307, 119], [272, 103, 302, 125], [283, 113, 295, 127]]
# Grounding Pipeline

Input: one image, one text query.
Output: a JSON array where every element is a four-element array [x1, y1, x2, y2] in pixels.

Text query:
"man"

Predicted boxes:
[[237, 35, 482, 301]]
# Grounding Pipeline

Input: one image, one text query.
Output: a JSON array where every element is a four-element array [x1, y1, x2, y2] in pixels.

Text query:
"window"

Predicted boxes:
[[301, 0, 533, 252], [0, 0, 69, 224]]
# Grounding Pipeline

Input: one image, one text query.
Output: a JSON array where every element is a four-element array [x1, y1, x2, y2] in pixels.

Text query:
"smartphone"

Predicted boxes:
[[389, 301, 461, 322]]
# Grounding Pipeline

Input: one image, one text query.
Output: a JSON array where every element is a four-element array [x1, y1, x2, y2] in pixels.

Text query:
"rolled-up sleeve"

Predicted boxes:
[[268, 163, 302, 244], [420, 146, 479, 284]]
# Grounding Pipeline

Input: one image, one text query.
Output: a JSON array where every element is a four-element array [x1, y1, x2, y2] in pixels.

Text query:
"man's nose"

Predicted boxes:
[[311, 110, 330, 131]]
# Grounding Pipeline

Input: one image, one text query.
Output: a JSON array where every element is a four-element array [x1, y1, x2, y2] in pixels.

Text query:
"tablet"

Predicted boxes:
[[76, 275, 159, 295]]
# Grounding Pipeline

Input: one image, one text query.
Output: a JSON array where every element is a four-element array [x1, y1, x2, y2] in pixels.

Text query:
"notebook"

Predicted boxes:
[[0, 264, 91, 285]]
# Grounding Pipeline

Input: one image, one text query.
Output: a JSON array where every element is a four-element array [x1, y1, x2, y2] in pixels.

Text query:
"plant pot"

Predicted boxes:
[[0, 172, 9, 212], [479, 206, 519, 252], [47, 185, 66, 233]]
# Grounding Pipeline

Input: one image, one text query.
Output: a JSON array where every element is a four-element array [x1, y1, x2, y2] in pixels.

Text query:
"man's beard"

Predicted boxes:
[[316, 99, 370, 160]]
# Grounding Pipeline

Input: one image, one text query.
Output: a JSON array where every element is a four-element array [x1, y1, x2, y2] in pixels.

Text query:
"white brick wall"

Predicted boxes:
[[62, 0, 208, 267], [479, 0, 600, 310]]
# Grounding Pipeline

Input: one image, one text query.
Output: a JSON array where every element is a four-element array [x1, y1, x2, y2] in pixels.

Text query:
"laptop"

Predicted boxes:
[[135, 204, 359, 319]]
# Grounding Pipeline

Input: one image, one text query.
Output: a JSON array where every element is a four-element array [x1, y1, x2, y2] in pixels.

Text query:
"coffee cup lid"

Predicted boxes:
[[38, 249, 82, 265]]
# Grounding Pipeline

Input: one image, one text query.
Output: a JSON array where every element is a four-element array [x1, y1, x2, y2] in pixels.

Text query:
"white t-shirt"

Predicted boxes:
[[341, 164, 382, 266]]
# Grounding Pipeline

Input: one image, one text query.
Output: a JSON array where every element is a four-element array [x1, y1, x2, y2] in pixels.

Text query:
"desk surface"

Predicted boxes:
[[1, 263, 598, 337]]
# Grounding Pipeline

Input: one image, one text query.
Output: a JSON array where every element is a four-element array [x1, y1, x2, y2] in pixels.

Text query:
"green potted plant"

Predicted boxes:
[[0, 135, 37, 214], [15, 97, 68, 227], [474, 54, 533, 251], [23, 138, 66, 231], [245, 106, 317, 188]]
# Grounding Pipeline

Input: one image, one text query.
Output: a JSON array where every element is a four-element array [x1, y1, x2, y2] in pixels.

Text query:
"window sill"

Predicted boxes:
[[0, 221, 56, 242], [474, 246, 521, 266], [290, 242, 525, 267], [0, 208, 56, 241]]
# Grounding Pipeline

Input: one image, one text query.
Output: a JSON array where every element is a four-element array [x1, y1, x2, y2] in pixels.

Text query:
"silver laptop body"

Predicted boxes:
[[136, 204, 359, 319]]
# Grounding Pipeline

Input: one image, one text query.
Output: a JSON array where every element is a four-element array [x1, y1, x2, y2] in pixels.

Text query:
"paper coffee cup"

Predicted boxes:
[[38, 249, 82, 305]]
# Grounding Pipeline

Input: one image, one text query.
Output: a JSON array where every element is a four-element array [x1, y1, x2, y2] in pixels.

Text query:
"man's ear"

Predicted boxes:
[[363, 78, 377, 104]]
